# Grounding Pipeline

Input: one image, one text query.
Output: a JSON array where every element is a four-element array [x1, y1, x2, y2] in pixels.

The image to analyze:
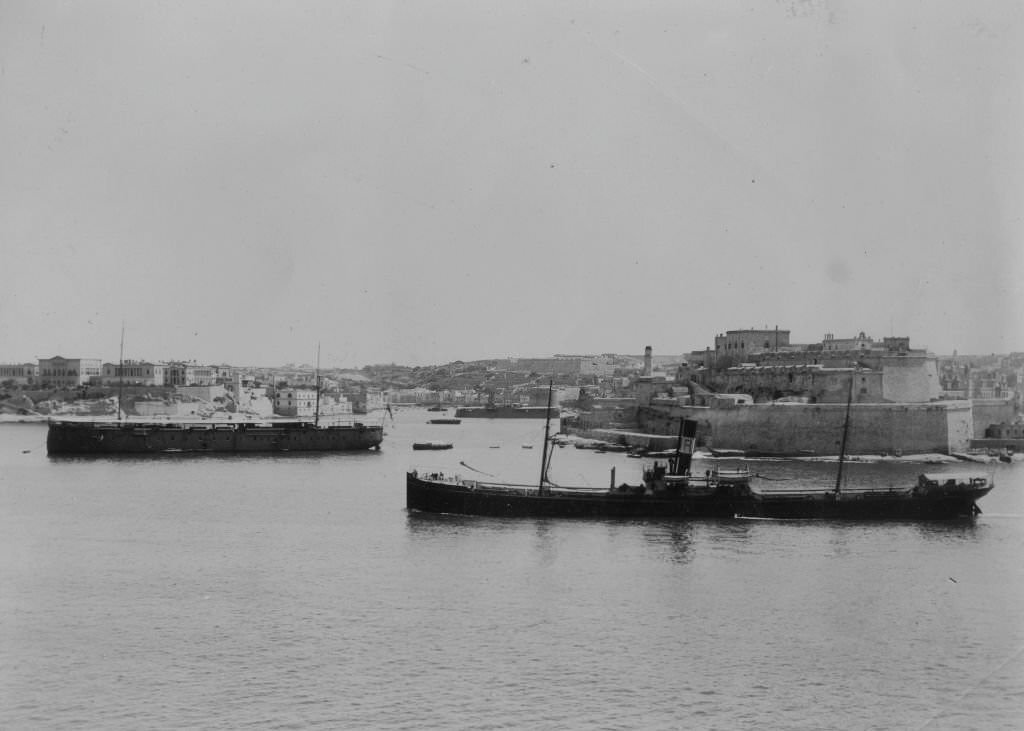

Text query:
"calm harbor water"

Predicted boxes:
[[2, 411, 1023, 730]]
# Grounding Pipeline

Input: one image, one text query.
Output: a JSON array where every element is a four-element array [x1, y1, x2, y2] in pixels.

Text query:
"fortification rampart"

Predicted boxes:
[[970, 398, 1016, 435], [638, 401, 973, 456]]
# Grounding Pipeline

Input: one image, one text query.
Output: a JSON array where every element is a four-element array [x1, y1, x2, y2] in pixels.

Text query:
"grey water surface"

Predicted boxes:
[[2, 413, 1022, 730]]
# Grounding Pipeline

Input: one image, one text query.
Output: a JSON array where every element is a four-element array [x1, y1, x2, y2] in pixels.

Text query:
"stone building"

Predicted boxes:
[[274, 387, 318, 417], [0, 363, 38, 385], [102, 360, 166, 386], [689, 329, 939, 404], [163, 362, 220, 386], [37, 356, 102, 388]]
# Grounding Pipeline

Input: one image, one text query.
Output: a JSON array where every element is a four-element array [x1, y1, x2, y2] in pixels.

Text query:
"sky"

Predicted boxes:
[[1, 1, 1021, 368]]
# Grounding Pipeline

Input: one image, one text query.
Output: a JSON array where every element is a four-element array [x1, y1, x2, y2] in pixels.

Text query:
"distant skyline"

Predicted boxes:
[[2, 2, 1021, 368], [7, 324, 1018, 369]]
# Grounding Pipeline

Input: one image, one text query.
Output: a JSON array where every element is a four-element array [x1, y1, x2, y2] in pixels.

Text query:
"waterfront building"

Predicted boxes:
[[164, 362, 219, 386], [101, 360, 166, 386], [37, 356, 102, 388], [274, 387, 318, 417], [387, 387, 442, 405], [345, 386, 386, 414], [364, 388, 385, 411], [985, 421, 1024, 440], [274, 387, 351, 418], [0, 363, 39, 386]]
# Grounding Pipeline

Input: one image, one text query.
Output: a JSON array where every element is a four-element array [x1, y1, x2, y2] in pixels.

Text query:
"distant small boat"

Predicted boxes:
[[521, 444, 534, 449], [412, 441, 453, 451], [428, 418, 461, 425], [951, 451, 992, 464], [455, 404, 558, 419]]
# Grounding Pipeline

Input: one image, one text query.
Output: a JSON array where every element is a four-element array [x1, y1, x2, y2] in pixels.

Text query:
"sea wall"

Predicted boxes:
[[971, 398, 1016, 435], [638, 401, 974, 456]]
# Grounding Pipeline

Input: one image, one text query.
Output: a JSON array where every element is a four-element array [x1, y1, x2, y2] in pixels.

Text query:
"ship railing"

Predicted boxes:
[[750, 485, 914, 498], [713, 467, 751, 479], [549, 485, 610, 495], [465, 482, 610, 496], [474, 481, 544, 496]]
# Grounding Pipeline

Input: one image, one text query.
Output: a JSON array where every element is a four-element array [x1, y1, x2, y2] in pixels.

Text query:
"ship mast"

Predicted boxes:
[[538, 380, 554, 495], [835, 368, 855, 495], [117, 323, 125, 422], [314, 342, 321, 427]]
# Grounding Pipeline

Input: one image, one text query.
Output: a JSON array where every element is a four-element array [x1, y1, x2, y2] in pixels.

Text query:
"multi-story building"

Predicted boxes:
[[274, 387, 352, 419], [344, 386, 387, 413], [274, 387, 318, 417], [102, 360, 166, 386], [0, 363, 39, 385], [688, 329, 939, 404], [164, 362, 188, 387], [37, 356, 102, 388], [714, 328, 792, 355], [164, 362, 218, 386]]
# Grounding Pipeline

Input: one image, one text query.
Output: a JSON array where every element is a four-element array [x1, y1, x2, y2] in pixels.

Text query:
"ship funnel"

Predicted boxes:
[[670, 419, 699, 475]]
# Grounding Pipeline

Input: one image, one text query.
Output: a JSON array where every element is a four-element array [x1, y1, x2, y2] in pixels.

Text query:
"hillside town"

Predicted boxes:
[[2, 327, 1022, 456]]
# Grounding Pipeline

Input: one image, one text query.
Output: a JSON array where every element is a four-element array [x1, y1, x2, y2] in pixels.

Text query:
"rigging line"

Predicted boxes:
[[459, 461, 497, 478], [544, 437, 556, 484]]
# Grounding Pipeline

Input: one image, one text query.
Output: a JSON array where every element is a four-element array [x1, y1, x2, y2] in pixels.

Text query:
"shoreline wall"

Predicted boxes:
[[637, 401, 974, 456]]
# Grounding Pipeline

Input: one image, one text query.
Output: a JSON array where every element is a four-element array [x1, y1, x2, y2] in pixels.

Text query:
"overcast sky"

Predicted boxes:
[[1, 1, 1020, 367]]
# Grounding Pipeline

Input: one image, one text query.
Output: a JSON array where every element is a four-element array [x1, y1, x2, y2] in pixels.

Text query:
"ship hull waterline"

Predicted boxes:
[[407, 473, 751, 519], [741, 487, 993, 521], [406, 475, 991, 521]]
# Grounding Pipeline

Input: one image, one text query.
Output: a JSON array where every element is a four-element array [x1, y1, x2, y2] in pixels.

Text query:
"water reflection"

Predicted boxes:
[[638, 522, 695, 564], [532, 520, 558, 567], [404, 510, 494, 537], [913, 520, 982, 543], [406, 510, 705, 567]]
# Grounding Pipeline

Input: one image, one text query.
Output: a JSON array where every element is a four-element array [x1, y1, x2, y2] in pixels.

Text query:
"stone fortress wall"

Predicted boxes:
[[638, 401, 975, 456]]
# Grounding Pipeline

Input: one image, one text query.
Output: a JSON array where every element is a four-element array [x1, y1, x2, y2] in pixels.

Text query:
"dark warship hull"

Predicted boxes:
[[46, 419, 383, 455]]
